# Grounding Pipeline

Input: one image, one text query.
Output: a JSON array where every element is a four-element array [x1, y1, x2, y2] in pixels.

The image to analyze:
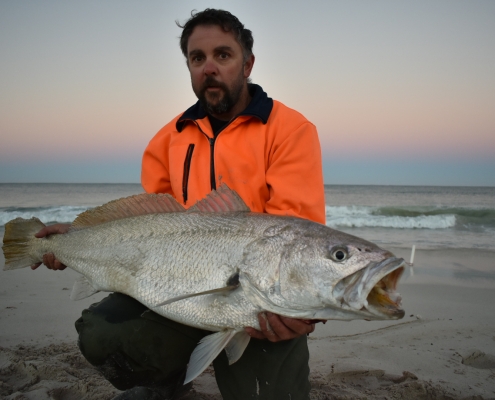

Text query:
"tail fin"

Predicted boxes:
[[2, 217, 45, 270]]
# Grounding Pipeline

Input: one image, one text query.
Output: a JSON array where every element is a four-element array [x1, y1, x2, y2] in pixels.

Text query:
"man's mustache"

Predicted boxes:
[[201, 77, 228, 93]]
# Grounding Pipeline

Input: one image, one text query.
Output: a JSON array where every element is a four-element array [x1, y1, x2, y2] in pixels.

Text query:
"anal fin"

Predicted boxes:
[[184, 330, 239, 384], [70, 275, 99, 300], [224, 330, 251, 365]]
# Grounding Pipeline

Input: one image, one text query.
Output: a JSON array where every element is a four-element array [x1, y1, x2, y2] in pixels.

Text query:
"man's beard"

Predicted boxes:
[[194, 70, 245, 116]]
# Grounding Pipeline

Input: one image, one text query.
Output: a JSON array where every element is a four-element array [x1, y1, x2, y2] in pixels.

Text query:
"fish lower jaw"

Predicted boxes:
[[362, 302, 405, 319], [336, 288, 404, 320], [332, 259, 406, 320], [363, 267, 405, 319], [349, 263, 405, 319], [362, 289, 404, 319]]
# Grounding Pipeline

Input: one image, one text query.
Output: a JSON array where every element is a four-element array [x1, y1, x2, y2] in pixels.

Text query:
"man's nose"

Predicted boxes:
[[203, 59, 218, 75]]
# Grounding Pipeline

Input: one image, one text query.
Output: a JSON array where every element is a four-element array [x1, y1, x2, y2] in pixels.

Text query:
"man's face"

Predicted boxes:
[[187, 24, 254, 119]]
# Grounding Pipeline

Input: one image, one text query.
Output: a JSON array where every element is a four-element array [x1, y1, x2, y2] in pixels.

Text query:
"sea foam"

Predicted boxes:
[[325, 206, 456, 229], [0, 206, 89, 227]]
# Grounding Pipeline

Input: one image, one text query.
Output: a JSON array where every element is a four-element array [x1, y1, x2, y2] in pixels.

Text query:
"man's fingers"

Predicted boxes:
[[35, 223, 71, 238], [280, 316, 316, 335], [265, 312, 294, 341], [53, 259, 67, 270], [245, 313, 283, 342], [244, 327, 266, 340], [33, 252, 67, 271], [31, 263, 42, 270], [41, 253, 65, 270], [258, 312, 278, 340], [245, 313, 318, 342], [42, 253, 54, 269], [35, 226, 55, 238]]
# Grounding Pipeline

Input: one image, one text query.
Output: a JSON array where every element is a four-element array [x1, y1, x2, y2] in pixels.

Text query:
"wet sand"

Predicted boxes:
[[1, 247, 495, 399]]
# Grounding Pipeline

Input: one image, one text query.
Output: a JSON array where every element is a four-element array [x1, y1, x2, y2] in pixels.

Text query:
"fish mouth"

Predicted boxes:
[[336, 257, 405, 319], [365, 264, 404, 318]]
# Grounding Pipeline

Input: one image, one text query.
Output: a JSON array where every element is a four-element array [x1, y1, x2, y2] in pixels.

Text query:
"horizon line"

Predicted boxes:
[[1, 182, 494, 188]]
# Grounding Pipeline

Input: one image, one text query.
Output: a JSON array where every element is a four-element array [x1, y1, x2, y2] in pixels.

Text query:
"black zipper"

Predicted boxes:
[[184, 119, 232, 194], [207, 120, 232, 191], [208, 137, 216, 190], [182, 144, 195, 205]]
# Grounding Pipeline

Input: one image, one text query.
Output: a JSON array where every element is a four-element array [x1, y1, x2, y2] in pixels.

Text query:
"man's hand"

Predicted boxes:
[[31, 223, 71, 271], [244, 312, 316, 342]]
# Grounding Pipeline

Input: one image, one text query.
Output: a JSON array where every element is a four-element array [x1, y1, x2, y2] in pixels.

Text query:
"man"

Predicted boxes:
[[35, 9, 325, 400]]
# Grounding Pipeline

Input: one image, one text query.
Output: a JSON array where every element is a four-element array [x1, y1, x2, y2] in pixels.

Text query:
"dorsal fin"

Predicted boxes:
[[188, 184, 251, 213], [71, 192, 185, 230]]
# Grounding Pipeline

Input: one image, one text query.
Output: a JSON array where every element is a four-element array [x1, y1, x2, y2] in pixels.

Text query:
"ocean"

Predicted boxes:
[[1, 183, 494, 251]]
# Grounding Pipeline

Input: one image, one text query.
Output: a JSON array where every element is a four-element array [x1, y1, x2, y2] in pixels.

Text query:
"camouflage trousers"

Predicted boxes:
[[75, 292, 311, 400]]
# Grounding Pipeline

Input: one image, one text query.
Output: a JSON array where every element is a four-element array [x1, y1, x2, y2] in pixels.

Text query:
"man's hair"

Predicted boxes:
[[177, 9, 254, 61]]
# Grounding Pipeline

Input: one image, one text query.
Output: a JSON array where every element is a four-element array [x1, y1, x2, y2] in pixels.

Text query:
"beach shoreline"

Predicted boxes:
[[1, 248, 495, 399]]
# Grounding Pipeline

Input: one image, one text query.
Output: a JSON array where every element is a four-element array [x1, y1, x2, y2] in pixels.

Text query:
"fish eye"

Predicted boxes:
[[329, 247, 348, 262]]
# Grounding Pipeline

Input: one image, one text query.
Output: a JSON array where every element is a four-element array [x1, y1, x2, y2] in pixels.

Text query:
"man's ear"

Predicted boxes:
[[244, 54, 255, 78]]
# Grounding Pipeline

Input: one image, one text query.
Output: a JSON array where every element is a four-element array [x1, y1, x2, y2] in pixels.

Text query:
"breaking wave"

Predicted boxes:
[[325, 205, 494, 230], [2, 204, 493, 235], [0, 206, 89, 227]]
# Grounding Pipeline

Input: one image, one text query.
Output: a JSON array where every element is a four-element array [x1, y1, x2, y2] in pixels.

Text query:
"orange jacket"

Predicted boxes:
[[142, 85, 326, 224]]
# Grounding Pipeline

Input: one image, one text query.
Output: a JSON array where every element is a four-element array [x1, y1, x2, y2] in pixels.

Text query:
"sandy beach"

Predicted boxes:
[[1, 246, 495, 399]]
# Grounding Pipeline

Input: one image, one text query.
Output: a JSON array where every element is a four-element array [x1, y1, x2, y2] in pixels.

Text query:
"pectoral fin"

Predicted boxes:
[[154, 273, 240, 307], [70, 275, 99, 300], [184, 329, 239, 384]]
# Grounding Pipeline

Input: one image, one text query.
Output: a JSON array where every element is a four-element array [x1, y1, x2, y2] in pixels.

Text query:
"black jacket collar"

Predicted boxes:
[[176, 84, 273, 132]]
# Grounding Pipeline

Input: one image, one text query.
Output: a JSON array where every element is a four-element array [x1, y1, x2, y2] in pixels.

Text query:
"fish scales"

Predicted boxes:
[[2, 185, 405, 383], [31, 212, 275, 329]]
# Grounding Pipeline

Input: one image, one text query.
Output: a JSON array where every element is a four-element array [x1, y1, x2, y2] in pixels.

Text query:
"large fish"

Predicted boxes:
[[2, 185, 405, 383]]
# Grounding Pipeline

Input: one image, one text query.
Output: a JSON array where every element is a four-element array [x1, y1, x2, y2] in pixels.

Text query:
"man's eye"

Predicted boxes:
[[219, 53, 229, 59]]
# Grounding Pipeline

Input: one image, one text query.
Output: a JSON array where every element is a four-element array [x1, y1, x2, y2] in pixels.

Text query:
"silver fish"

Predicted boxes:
[[2, 184, 405, 383]]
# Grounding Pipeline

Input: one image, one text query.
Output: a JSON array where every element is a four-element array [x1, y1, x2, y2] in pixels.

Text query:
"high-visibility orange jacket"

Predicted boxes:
[[142, 84, 326, 224]]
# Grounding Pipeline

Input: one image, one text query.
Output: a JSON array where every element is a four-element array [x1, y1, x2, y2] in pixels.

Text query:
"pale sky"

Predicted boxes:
[[1, 0, 494, 186]]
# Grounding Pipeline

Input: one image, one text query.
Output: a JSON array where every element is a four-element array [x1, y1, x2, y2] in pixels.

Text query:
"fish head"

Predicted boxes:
[[278, 223, 405, 320]]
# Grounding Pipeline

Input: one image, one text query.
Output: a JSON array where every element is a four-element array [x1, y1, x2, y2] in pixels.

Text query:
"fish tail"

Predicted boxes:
[[2, 217, 45, 270]]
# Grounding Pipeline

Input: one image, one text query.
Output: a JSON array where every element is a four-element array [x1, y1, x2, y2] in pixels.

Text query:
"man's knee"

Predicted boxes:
[[75, 293, 140, 366], [74, 293, 209, 390]]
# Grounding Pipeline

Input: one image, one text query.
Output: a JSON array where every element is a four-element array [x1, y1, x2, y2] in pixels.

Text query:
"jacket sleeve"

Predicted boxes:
[[264, 121, 326, 224]]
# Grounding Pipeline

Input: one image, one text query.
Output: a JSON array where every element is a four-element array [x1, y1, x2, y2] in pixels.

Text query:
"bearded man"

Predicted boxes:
[[35, 9, 326, 400]]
